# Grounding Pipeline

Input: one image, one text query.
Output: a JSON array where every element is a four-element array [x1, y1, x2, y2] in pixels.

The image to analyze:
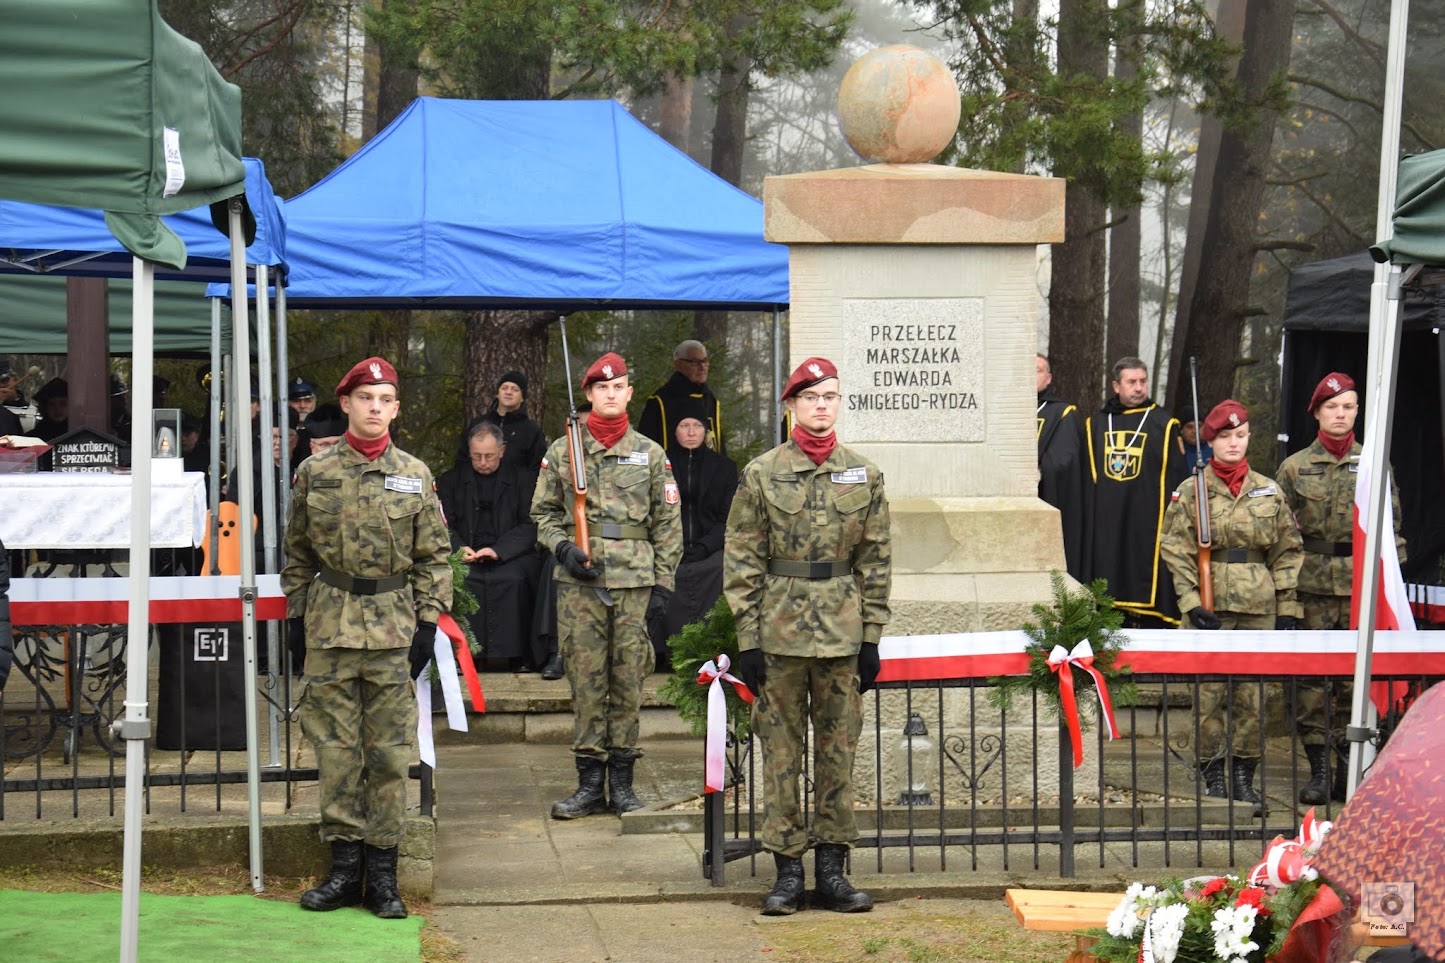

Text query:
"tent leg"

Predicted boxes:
[[208, 297, 223, 573], [119, 255, 156, 963], [254, 265, 282, 768], [229, 201, 266, 893], [772, 307, 783, 442]]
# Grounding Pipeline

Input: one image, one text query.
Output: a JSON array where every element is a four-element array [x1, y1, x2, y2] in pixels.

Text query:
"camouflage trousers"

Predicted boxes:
[[1297, 592, 1352, 746], [299, 646, 416, 847], [755, 653, 862, 859], [557, 582, 651, 761], [1194, 612, 1273, 762]]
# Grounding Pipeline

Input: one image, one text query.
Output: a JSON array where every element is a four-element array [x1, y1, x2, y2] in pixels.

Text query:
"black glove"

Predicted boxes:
[[647, 585, 672, 625], [410, 621, 436, 680], [1188, 606, 1222, 630], [1275, 615, 1299, 630], [856, 642, 881, 694], [682, 543, 711, 564], [733, 648, 766, 698], [555, 540, 599, 581], [287, 617, 306, 674]]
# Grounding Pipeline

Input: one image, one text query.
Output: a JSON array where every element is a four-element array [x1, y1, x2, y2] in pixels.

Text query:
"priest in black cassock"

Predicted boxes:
[[1035, 353, 1085, 579], [1082, 357, 1188, 627], [438, 420, 544, 671]]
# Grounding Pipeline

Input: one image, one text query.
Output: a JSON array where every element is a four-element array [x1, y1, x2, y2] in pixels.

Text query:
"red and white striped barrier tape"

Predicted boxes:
[[10, 575, 287, 625]]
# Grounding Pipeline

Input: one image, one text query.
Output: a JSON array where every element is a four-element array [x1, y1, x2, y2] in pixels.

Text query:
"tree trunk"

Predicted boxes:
[[1048, 0, 1110, 410], [1106, 0, 1143, 366], [464, 310, 558, 426], [1166, 0, 1247, 412], [1173, 0, 1296, 411], [658, 76, 694, 154]]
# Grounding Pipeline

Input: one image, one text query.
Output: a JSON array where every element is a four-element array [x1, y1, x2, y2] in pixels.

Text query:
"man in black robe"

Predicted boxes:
[[651, 395, 737, 671], [1036, 353, 1085, 579], [1083, 357, 1188, 627], [638, 340, 725, 455], [438, 420, 543, 671]]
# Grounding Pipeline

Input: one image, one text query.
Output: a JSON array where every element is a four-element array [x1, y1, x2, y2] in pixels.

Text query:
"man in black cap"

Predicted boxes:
[[639, 340, 726, 455], [456, 371, 546, 477], [289, 377, 318, 424]]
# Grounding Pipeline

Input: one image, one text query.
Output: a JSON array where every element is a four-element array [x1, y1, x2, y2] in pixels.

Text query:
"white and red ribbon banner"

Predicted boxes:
[[11, 575, 287, 625], [1248, 807, 1331, 888], [438, 613, 485, 714], [1046, 640, 1120, 769], [417, 625, 467, 768], [696, 653, 754, 794]]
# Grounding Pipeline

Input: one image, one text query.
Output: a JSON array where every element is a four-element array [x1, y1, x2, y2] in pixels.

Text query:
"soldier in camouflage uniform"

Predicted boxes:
[[1161, 400, 1301, 814], [531, 352, 682, 818], [1277, 371, 1405, 805], [282, 357, 452, 919], [725, 357, 892, 916]]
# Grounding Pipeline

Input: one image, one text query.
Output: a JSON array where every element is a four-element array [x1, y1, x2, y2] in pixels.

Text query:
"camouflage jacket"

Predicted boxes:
[[724, 439, 892, 658], [531, 425, 682, 590], [1276, 438, 1405, 597], [281, 439, 452, 648], [1161, 467, 1303, 618]]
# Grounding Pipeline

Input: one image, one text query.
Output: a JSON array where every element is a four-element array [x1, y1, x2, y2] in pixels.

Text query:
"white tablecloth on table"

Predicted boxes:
[[0, 472, 208, 548]]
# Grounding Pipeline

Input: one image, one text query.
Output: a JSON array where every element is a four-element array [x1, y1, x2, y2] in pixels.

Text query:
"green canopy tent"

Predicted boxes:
[[0, 274, 230, 356], [0, 5, 257, 960]]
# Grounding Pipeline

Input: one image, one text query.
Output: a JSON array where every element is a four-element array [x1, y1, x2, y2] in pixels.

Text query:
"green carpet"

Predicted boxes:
[[0, 889, 423, 962]]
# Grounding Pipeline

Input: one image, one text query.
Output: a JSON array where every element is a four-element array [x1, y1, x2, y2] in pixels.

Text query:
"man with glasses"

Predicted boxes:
[[725, 356, 892, 916], [638, 339, 726, 455]]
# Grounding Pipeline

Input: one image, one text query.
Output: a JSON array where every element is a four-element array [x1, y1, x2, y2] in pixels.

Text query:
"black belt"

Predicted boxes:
[[768, 558, 850, 579], [1216, 549, 1267, 564], [1302, 537, 1352, 557], [319, 567, 408, 595], [598, 524, 649, 539]]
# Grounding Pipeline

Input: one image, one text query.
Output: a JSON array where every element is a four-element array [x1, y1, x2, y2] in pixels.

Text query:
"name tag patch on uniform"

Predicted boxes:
[[618, 451, 650, 466], [1299, 467, 1324, 476], [664, 482, 680, 505], [1348, 464, 1360, 473], [384, 475, 423, 494], [830, 467, 867, 485], [313, 478, 342, 488], [1246, 486, 1277, 497]]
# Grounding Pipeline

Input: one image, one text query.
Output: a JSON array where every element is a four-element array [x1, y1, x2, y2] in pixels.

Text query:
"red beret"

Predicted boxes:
[[1307, 371, 1355, 413], [1201, 399, 1248, 442], [336, 356, 398, 397], [781, 357, 839, 401], [582, 352, 628, 389]]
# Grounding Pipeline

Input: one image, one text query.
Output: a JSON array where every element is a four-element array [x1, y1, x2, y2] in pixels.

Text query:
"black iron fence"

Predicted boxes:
[[702, 671, 1438, 884]]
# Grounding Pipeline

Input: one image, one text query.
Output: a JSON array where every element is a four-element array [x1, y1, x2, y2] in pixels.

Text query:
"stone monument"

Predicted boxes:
[[764, 46, 1089, 802]]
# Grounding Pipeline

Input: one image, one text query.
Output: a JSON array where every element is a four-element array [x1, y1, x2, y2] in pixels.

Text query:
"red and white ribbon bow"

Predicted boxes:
[[697, 653, 754, 793], [1046, 639, 1121, 768], [1248, 807, 1332, 887]]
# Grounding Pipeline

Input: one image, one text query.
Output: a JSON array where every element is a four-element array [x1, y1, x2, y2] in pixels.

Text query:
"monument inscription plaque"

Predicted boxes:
[[841, 296, 984, 442]]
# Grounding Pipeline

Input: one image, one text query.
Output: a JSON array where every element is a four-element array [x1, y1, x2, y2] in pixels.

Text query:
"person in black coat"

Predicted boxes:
[[438, 420, 544, 671], [455, 371, 547, 477], [650, 395, 738, 670], [638, 340, 726, 455]]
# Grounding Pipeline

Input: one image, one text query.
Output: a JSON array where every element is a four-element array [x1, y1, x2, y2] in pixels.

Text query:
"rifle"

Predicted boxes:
[[558, 314, 591, 569], [1189, 357, 1213, 611]]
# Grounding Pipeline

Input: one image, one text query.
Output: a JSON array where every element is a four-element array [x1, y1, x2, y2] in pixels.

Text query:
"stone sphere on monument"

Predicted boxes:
[[837, 44, 962, 165]]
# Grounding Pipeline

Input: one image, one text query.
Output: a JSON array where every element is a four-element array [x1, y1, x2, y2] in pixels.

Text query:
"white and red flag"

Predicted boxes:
[[1349, 437, 1416, 717]]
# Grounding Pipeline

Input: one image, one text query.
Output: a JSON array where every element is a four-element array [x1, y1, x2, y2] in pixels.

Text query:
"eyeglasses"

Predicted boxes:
[[679, 358, 709, 366], [796, 392, 842, 406]]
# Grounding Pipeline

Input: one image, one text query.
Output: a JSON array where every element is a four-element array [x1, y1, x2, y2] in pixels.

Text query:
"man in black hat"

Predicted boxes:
[[288, 377, 318, 424], [639, 340, 726, 455], [32, 378, 69, 442], [457, 371, 546, 477]]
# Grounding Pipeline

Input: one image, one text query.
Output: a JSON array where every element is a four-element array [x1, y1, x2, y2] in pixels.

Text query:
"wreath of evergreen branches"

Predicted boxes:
[[446, 550, 481, 653], [659, 595, 754, 741], [988, 571, 1136, 723]]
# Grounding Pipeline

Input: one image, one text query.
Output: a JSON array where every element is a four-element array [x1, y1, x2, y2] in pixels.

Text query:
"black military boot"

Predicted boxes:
[[1331, 746, 1350, 802], [540, 652, 565, 681], [551, 756, 608, 819], [812, 844, 872, 913], [761, 853, 806, 916], [607, 755, 644, 814], [299, 840, 364, 911], [1299, 745, 1331, 805], [1231, 758, 1265, 816], [362, 845, 408, 919], [1201, 758, 1228, 798]]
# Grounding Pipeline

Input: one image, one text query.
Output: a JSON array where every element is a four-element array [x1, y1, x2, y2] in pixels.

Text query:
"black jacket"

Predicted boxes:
[[640, 372, 725, 455], [436, 462, 538, 563], [665, 443, 738, 560]]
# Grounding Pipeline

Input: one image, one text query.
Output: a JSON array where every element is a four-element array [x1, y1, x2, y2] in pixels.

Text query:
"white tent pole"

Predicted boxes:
[[208, 297, 223, 573], [230, 201, 265, 891], [118, 255, 156, 963], [254, 265, 282, 767], [275, 282, 292, 526], [1348, 0, 1411, 798]]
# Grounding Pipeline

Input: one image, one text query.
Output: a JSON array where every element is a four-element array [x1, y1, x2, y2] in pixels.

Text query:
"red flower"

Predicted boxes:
[[1235, 887, 1271, 916], [1199, 878, 1229, 898]]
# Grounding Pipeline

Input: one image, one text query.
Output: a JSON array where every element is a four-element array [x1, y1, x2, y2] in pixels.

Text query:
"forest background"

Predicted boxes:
[[30, 0, 1444, 476]]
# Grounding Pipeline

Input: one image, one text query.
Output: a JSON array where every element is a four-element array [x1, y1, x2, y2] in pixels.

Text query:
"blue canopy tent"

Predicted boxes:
[[213, 98, 787, 310]]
